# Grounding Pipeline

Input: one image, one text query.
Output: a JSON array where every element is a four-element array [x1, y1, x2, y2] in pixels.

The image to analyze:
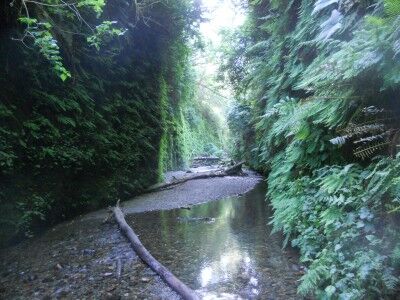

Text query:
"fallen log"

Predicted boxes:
[[191, 156, 221, 167], [225, 161, 245, 175], [112, 202, 199, 300], [145, 161, 245, 193]]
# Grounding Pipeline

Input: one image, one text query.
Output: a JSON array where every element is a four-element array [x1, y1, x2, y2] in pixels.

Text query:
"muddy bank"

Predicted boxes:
[[0, 171, 264, 299]]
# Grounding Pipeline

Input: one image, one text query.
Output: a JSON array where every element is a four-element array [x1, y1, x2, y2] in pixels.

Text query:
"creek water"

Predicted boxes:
[[128, 182, 301, 299], [0, 180, 302, 299]]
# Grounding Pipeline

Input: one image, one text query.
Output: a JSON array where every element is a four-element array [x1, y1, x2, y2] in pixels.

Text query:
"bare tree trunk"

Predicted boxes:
[[112, 203, 199, 300]]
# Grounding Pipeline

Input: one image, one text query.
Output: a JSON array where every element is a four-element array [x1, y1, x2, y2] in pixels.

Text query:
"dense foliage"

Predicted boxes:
[[222, 0, 400, 298], [0, 0, 224, 246]]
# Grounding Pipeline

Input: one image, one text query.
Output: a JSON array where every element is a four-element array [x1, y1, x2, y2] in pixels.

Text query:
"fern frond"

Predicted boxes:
[[312, 0, 339, 15], [382, 270, 399, 290], [318, 9, 343, 41], [384, 0, 400, 17], [362, 106, 386, 115], [345, 123, 385, 136], [354, 142, 391, 159], [353, 131, 392, 144], [298, 264, 329, 295], [330, 135, 348, 145]]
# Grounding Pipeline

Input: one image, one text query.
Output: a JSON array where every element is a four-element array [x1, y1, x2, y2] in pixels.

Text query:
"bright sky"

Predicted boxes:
[[199, 0, 246, 45], [195, 0, 246, 118]]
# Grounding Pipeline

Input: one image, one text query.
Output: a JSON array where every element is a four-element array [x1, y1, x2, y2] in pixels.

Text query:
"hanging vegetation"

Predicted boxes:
[[221, 0, 400, 298], [0, 0, 226, 246]]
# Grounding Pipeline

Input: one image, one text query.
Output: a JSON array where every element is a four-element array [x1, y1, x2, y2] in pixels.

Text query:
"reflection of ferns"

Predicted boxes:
[[330, 106, 399, 159]]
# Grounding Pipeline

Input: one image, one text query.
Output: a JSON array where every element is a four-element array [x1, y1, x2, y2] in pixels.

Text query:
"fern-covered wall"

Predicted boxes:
[[0, 0, 220, 246], [222, 0, 400, 298]]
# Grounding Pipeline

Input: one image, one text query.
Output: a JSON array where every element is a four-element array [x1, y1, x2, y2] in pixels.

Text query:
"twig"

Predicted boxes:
[[116, 258, 122, 279]]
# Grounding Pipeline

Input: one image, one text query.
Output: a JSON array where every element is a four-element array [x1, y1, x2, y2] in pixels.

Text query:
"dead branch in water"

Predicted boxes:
[[112, 201, 199, 300]]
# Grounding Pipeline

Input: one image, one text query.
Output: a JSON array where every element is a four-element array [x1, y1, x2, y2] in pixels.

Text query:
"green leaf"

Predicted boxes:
[[325, 285, 336, 296], [60, 73, 68, 81], [18, 17, 37, 25]]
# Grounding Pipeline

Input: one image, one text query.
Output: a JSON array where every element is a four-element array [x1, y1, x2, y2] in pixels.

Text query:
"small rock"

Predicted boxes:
[[82, 249, 96, 255], [54, 287, 68, 298], [238, 273, 248, 281], [106, 285, 116, 292], [27, 274, 38, 281], [291, 264, 300, 272], [105, 293, 121, 300], [262, 268, 270, 273], [42, 277, 54, 283]]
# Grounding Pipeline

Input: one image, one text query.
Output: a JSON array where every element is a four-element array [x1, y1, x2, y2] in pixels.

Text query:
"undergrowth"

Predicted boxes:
[[0, 0, 223, 246], [222, 0, 400, 297]]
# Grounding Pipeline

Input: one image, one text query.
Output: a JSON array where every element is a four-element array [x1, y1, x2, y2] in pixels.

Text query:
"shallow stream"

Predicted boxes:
[[0, 179, 302, 299], [129, 182, 302, 299]]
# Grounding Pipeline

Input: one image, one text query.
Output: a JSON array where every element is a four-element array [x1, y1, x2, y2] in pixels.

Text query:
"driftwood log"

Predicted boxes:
[[112, 203, 199, 300], [191, 156, 220, 167], [145, 161, 245, 193]]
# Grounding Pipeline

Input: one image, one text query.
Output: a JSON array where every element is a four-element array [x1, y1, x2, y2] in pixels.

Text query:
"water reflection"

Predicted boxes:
[[200, 266, 213, 287], [128, 182, 301, 299]]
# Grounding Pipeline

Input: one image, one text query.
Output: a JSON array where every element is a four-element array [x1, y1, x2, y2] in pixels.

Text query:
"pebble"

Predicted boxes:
[[54, 287, 68, 298], [42, 277, 53, 283], [106, 285, 116, 292], [291, 264, 300, 272], [82, 249, 96, 255]]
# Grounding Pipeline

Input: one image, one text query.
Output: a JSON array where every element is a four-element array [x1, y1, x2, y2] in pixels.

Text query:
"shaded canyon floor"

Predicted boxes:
[[0, 169, 304, 299]]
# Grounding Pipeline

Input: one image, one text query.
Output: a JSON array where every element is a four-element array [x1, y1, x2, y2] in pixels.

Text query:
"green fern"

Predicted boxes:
[[384, 0, 400, 17], [298, 262, 329, 295], [222, 0, 400, 298]]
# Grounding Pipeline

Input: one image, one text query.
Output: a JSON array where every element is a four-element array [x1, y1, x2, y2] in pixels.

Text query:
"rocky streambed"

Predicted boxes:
[[0, 168, 304, 299]]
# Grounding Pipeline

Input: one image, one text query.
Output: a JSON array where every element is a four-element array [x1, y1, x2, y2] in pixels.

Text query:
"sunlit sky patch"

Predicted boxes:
[[200, 0, 246, 46], [195, 0, 245, 80], [194, 0, 246, 117]]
